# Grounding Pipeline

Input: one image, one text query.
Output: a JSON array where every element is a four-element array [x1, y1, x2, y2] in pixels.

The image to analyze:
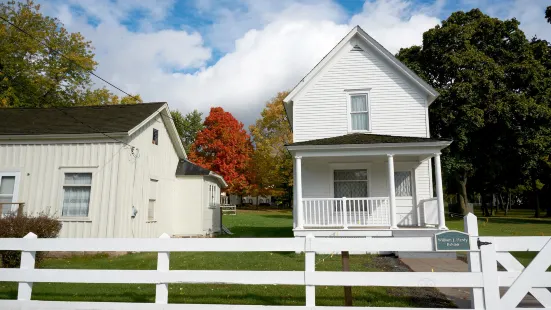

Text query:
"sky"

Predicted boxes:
[[36, 0, 551, 126]]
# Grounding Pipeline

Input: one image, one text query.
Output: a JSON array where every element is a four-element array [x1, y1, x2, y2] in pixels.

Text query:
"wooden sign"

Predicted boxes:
[[434, 231, 470, 251]]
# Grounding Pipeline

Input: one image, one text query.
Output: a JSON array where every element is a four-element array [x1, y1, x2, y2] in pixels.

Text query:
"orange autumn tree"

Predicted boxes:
[[189, 107, 253, 194]]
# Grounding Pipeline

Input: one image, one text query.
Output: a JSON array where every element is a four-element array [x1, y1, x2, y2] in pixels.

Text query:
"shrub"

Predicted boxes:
[[0, 212, 62, 268]]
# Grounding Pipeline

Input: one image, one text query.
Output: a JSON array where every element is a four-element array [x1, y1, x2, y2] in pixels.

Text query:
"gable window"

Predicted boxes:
[[62, 173, 92, 217], [0, 173, 19, 216], [348, 93, 370, 132], [148, 179, 158, 221], [152, 128, 159, 145], [394, 171, 412, 197]]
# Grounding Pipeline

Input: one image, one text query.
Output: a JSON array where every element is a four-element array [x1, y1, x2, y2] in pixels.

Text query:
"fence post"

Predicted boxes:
[[304, 234, 315, 307], [17, 232, 37, 301], [480, 237, 499, 310], [464, 213, 484, 309], [342, 197, 348, 229], [155, 233, 170, 304]]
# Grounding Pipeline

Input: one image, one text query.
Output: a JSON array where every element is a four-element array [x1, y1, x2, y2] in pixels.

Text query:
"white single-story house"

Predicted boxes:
[[0, 102, 227, 238], [284, 26, 452, 240]]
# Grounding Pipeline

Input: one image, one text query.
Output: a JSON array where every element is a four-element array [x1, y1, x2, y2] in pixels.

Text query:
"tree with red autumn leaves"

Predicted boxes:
[[188, 107, 253, 194]]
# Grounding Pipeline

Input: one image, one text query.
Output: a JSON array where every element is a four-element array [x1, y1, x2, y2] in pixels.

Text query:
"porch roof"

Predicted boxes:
[[287, 133, 450, 147], [286, 133, 451, 158]]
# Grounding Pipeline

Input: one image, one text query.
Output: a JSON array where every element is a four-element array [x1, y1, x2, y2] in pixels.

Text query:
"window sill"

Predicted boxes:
[[348, 130, 371, 134], [59, 218, 92, 222], [146, 220, 157, 223]]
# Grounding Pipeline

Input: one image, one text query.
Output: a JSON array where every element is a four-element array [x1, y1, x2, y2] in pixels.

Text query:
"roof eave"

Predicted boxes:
[[286, 140, 452, 151], [209, 172, 228, 188], [0, 132, 128, 141]]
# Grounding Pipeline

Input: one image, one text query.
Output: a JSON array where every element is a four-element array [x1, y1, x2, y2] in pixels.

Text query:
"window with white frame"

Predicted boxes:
[[394, 171, 412, 197], [0, 173, 19, 216], [62, 173, 92, 217], [349, 94, 369, 131], [333, 169, 369, 198], [148, 179, 158, 221]]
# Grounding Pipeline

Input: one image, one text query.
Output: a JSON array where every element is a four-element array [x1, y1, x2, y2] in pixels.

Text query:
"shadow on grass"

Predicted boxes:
[[224, 226, 293, 238], [479, 217, 551, 225], [257, 214, 293, 220]]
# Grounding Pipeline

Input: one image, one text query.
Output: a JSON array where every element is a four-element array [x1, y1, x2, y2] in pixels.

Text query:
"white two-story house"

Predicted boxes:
[[284, 26, 451, 238]]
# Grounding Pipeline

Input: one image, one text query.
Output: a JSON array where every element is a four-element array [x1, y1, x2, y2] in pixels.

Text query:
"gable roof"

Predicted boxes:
[[0, 102, 166, 135], [283, 26, 439, 123], [175, 159, 228, 188], [287, 133, 450, 147], [0, 102, 187, 159]]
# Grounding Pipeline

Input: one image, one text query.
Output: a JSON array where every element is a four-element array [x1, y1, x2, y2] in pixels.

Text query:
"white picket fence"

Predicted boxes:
[[0, 214, 550, 309]]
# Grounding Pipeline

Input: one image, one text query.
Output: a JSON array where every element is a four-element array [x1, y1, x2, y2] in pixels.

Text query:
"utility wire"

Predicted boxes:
[[0, 14, 143, 104]]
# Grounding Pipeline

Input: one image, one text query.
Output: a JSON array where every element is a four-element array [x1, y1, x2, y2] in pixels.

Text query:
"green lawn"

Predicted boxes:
[[0, 209, 453, 307]]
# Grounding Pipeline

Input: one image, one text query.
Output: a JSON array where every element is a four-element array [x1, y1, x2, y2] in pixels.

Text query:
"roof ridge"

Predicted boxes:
[[0, 102, 166, 111]]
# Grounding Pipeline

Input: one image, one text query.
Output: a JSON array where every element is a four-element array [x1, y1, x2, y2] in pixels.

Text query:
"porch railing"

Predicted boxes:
[[301, 197, 390, 228], [0, 202, 25, 218]]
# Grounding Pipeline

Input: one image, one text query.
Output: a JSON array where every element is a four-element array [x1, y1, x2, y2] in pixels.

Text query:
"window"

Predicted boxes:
[[62, 173, 92, 217], [208, 184, 218, 207], [148, 179, 158, 221], [0, 173, 18, 216], [152, 128, 159, 145], [349, 94, 369, 131], [394, 171, 412, 197], [333, 169, 368, 198]]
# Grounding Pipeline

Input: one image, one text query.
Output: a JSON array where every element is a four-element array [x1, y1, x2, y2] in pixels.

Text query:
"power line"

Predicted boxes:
[[0, 14, 143, 104]]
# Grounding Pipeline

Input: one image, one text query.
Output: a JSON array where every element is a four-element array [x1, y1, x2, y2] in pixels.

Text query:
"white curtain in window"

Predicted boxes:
[[351, 113, 369, 130], [62, 187, 91, 217], [350, 95, 369, 131], [351, 95, 367, 111], [394, 171, 412, 197]]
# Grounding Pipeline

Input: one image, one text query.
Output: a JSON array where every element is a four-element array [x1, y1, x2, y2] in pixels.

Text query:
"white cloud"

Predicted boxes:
[[37, 0, 551, 126]]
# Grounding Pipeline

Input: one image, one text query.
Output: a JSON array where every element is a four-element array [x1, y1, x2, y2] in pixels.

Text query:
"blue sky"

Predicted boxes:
[[37, 0, 551, 125]]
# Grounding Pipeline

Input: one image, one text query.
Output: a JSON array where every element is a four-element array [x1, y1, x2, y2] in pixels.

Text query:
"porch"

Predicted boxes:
[[287, 134, 452, 235]]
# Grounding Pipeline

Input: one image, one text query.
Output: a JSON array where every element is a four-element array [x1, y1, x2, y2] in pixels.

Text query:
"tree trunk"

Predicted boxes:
[[458, 174, 469, 214], [535, 191, 541, 218]]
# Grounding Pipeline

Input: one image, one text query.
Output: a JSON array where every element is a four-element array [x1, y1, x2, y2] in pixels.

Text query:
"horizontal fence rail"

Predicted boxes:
[[302, 197, 390, 228], [1, 232, 551, 309]]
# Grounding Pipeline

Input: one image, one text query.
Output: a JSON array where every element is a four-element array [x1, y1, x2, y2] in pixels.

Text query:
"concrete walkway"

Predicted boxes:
[[401, 258, 542, 308]]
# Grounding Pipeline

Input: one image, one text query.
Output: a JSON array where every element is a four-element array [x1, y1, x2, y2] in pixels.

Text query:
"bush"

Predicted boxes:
[[0, 212, 62, 268]]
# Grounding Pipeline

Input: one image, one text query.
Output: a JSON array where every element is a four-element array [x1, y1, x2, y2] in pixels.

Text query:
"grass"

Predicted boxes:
[[0, 209, 453, 307], [446, 208, 551, 267]]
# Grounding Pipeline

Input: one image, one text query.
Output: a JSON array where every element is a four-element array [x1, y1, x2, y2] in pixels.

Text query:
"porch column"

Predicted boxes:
[[295, 156, 304, 229], [433, 153, 448, 229], [387, 154, 398, 229]]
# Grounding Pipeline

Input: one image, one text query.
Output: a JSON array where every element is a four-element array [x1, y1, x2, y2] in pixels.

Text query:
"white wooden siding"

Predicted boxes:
[[300, 157, 431, 227], [172, 177, 203, 236], [293, 38, 429, 143], [0, 113, 203, 238], [0, 142, 126, 238]]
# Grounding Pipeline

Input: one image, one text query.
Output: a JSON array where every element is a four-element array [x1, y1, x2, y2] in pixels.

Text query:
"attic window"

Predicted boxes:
[[152, 129, 158, 145]]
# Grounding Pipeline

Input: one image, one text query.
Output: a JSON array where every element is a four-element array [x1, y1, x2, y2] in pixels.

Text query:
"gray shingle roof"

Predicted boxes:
[[287, 133, 450, 147], [175, 159, 211, 176], [0, 102, 165, 135]]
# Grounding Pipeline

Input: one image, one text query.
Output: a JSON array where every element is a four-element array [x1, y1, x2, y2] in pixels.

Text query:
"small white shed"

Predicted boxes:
[[172, 159, 227, 237]]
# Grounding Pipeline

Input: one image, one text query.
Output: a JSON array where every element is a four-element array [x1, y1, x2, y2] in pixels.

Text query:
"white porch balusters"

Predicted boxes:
[[387, 154, 398, 229], [433, 153, 448, 229], [295, 156, 304, 229]]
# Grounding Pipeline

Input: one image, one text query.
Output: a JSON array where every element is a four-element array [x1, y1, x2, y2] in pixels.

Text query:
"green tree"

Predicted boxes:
[[171, 109, 204, 153], [0, 0, 98, 107], [397, 9, 551, 216], [249, 92, 293, 205], [120, 94, 142, 104], [546, 6, 551, 24]]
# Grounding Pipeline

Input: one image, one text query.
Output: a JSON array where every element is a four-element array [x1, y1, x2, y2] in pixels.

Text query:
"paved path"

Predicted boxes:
[[401, 258, 542, 308]]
